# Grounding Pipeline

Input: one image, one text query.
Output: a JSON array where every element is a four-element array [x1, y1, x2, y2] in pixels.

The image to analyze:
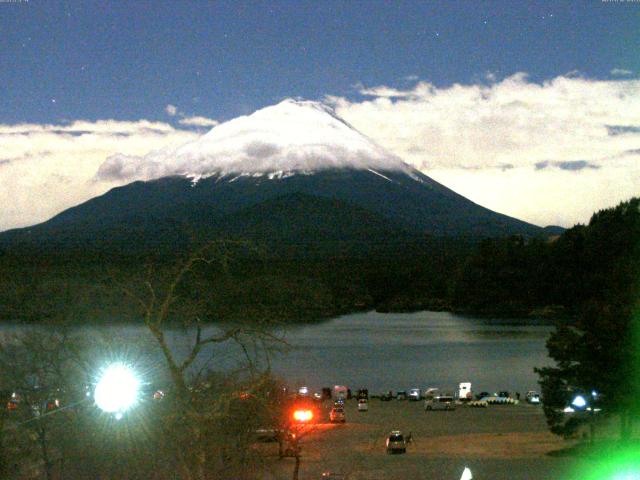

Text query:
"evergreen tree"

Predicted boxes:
[[536, 198, 640, 439]]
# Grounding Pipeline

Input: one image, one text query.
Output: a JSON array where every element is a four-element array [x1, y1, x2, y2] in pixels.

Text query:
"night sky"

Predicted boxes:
[[1, 0, 639, 230], [3, 1, 638, 123]]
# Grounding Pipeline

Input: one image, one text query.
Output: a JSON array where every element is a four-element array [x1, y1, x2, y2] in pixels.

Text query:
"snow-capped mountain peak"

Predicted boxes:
[[97, 98, 415, 183]]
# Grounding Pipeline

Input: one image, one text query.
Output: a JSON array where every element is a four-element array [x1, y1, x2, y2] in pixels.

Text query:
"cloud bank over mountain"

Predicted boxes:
[[327, 73, 640, 227], [0, 73, 638, 232], [0, 119, 201, 231], [95, 99, 411, 183]]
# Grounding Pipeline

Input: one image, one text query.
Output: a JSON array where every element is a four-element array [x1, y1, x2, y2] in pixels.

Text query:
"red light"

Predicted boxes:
[[293, 409, 313, 422]]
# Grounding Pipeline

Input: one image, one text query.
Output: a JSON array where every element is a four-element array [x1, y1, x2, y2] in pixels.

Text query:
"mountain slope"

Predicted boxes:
[[0, 168, 542, 253], [0, 99, 546, 253], [0, 99, 565, 323]]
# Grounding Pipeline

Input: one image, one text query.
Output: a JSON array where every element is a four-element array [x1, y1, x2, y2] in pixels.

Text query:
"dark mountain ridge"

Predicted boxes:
[[0, 168, 545, 256]]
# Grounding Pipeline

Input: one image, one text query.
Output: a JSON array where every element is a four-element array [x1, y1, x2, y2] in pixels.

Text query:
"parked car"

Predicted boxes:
[[424, 394, 456, 411], [408, 388, 421, 401], [424, 387, 439, 399], [357, 399, 369, 412], [329, 407, 346, 423], [386, 430, 407, 454], [475, 391, 490, 400], [396, 390, 407, 400], [526, 391, 541, 404], [380, 391, 393, 401], [480, 393, 516, 405]]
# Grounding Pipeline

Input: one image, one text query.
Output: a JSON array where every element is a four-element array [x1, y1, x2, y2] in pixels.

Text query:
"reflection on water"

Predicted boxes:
[[276, 311, 554, 394], [2, 310, 555, 395]]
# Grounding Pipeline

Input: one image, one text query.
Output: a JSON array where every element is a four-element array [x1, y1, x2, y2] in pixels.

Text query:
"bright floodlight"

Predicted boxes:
[[94, 363, 140, 414], [293, 409, 313, 422], [572, 395, 587, 409], [460, 467, 473, 480]]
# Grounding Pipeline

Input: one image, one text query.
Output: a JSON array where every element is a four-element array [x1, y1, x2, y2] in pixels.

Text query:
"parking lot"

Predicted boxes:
[[265, 398, 576, 480]]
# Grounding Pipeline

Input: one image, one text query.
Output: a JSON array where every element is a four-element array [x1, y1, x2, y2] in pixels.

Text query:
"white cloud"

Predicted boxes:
[[357, 82, 437, 99], [0, 120, 199, 231], [328, 73, 640, 227], [178, 116, 219, 128], [611, 68, 633, 77], [165, 104, 178, 116], [96, 99, 410, 183], [2, 74, 639, 232]]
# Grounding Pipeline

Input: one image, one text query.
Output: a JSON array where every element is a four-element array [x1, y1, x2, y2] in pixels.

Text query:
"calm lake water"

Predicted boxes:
[[5, 310, 555, 395], [269, 310, 555, 395]]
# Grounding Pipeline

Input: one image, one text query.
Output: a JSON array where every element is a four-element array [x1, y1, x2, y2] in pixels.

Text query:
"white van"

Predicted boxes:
[[458, 382, 472, 401], [424, 395, 456, 411]]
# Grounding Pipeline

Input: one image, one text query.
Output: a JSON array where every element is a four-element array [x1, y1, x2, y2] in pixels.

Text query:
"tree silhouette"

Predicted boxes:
[[536, 198, 640, 440]]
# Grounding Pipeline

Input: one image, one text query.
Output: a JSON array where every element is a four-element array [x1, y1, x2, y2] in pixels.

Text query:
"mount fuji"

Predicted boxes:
[[1, 99, 545, 254]]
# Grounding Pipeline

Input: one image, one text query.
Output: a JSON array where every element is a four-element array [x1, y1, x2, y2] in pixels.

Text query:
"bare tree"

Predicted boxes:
[[113, 239, 287, 480], [0, 329, 87, 480], [288, 424, 316, 480]]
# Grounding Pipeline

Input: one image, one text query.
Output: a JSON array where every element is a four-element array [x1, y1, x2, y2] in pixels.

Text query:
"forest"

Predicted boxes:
[[0, 198, 637, 325]]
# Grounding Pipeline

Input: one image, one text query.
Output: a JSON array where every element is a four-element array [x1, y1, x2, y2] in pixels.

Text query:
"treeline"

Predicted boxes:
[[0, 236, 469, 325], [533, 198, 640, 441], [450, 197, 639, 316], [0, 198, 637, 324]]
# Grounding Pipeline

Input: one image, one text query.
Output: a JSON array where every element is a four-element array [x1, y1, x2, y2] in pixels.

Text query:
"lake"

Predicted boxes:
[[3, 310, 555, 396], [266, 310, 555, 395]]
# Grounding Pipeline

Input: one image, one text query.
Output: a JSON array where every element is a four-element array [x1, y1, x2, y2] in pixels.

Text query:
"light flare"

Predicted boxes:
[[94, 363, 140, 414], [293, 409, 313, 423]]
